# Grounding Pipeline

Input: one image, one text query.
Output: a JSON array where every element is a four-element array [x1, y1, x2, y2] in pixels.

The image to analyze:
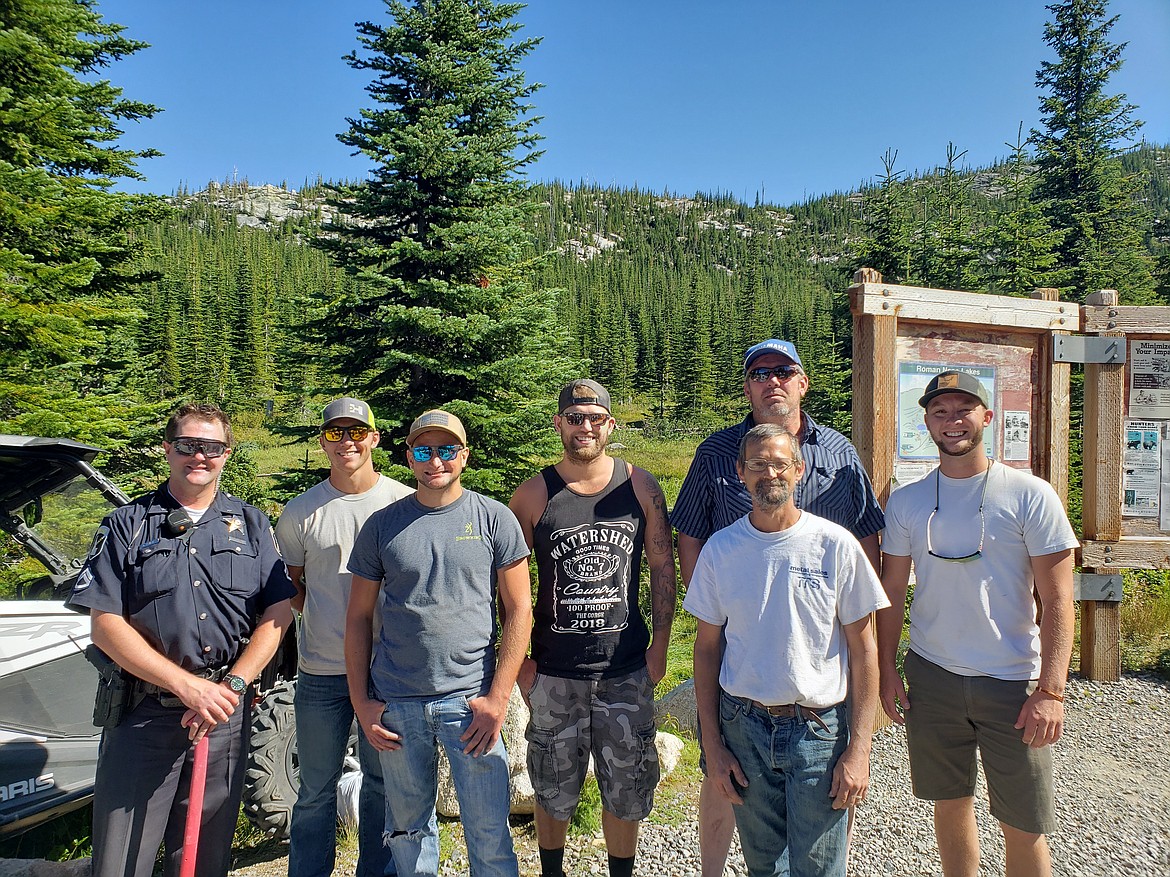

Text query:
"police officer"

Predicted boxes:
[[68, 403, 295, 877]]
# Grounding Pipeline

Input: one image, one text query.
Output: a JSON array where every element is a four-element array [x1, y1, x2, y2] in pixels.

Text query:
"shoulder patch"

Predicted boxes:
[[87, 526, 110, 561], [73, 567, 94, 593]]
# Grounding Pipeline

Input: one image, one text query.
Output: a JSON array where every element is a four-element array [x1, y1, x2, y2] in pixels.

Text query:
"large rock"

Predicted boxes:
[[654, 678, 698, 737], [0, 860, 89, 877], [436, 687, 533, 818], [434, 687, 687, 818]]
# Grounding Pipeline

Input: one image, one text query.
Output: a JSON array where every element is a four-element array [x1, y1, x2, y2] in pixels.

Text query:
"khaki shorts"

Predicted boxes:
[[904, 650, 1056, 835], [525, 667, 660, 822]]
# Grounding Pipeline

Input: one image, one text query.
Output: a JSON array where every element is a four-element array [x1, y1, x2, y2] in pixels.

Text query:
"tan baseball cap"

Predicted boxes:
[[406, 409, 468, 446]]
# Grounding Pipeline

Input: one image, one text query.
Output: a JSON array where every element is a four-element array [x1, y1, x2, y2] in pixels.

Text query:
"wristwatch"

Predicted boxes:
[[223, 673, 248, 694]]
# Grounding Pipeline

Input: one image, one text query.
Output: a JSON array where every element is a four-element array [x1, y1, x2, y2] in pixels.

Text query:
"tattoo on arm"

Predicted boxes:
[[644, 479, 677, 633]]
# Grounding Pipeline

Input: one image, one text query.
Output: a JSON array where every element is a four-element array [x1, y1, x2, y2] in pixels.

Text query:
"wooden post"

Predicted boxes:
[[850, 269, 897, 505], [1031, 288, 1071, 503], [1081, 290, 1123, 681], [850, 268, 896, 732]]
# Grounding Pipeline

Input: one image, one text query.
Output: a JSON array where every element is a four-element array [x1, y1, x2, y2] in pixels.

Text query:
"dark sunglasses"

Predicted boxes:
[[322, 425, 372, 443], [562, 412, 610, 426], [410, 444, 464, 463], [926, 464, 991, 563], [747, 365, 802, 383], [171, 438, 229, 459]]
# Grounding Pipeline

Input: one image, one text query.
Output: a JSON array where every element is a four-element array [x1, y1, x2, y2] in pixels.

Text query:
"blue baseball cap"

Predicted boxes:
[[744, 339, 803, 372]]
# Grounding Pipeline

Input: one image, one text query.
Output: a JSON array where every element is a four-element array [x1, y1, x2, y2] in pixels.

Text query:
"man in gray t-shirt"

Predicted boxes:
[[347, 409, 532, 877], [276, 397, 412, 877]]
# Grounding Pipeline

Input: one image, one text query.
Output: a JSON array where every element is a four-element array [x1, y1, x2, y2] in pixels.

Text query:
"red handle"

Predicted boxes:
[[179, 735, 210, 877]]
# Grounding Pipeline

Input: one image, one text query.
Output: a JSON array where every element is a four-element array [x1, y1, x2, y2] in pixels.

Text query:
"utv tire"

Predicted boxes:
[[243, 681, 299, 838]]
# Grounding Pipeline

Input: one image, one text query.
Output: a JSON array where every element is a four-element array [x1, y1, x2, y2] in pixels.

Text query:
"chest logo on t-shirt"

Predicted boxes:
[[791, 565, 830, 591], [548, 521, 636, 634], [455, 520, 482, 542]]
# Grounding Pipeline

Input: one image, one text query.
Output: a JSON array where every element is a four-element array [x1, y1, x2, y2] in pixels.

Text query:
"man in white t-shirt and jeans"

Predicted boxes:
[[685, 423, 888, 877], [276, 397, 413, 877], [878, 370, 1078, 877]]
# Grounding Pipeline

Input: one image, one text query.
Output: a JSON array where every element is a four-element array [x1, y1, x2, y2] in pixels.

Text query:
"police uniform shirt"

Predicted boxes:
[[68, 486, 295, 674]]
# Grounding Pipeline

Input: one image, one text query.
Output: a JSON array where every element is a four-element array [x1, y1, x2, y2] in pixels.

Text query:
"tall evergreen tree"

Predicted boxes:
[[924, 143, 980, 291], [1032, 0, 1155, 301], [978, 126, 1063, 296], [0, 0, 165, 435], [315, 0, 579, 496], [857, 149, 914, 283]]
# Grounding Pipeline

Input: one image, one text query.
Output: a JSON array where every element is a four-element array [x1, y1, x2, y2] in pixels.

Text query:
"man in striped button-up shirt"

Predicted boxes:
[[671, 339, 885, 877]]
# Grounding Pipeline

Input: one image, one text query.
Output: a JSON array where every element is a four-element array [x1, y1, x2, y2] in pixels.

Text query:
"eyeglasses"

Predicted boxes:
[[747, 365, 802, 383], [171, 438, 229, 459], [926, 463, 992, 562], [743, 458, 798, 473], [410, 444, 464, 463], [561, 412, 610, 426], [322, 425, 372, 443]]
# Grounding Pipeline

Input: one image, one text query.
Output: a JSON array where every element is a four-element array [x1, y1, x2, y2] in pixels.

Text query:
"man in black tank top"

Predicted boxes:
[[510, 380, 676, 877]]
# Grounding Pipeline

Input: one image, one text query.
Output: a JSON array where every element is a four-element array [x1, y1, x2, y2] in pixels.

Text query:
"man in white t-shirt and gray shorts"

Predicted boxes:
[[877, 370, 1078, 877], [685, 423, 888, 877], [276, 397, 413, 877]]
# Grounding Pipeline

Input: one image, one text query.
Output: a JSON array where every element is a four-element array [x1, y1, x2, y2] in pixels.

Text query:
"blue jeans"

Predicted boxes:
[[719, 691, 849, 877], [289, 672, 395, 877], [377, 694, 518, 877]]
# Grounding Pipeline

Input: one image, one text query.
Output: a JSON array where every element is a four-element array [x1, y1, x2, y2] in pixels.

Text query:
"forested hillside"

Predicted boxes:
[[124, 144, 1170, 436]]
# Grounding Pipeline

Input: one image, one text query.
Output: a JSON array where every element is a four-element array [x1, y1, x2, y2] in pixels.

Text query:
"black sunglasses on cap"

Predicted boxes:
[[171, 437, 229, 459]]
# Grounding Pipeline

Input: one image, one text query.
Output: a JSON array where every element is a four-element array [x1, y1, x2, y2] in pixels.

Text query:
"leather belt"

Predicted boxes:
[[743, 697, 840, 734], [138, 665, 230, 706]]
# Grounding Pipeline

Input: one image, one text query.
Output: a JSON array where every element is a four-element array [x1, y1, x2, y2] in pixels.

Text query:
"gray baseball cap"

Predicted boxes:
[[918, 371, 990, 408], [557, 379, 611, 413], [322, 397, 376, 428]]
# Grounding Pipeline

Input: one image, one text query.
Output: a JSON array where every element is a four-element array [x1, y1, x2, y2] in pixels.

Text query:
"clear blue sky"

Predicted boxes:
[[98, 0, 1170, 206]]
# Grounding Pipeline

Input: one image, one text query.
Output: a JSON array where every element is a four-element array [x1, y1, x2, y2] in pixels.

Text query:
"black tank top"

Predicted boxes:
[[531, 460, 649, 679]]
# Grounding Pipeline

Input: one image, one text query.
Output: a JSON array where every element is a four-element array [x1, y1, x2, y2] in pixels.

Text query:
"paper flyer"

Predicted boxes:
[[1124, 419, 1161, 517], [1002, 410, 1031, 462], [1129, 341, 1170, 418]]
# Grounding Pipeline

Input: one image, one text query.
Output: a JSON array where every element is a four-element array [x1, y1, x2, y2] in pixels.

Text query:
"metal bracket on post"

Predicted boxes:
[[1073, 573, 1123, 602], [1052, 335, 1125, 364]]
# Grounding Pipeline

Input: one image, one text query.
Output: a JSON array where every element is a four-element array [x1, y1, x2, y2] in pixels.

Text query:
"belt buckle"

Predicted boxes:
[[749, 699, 797, 718]]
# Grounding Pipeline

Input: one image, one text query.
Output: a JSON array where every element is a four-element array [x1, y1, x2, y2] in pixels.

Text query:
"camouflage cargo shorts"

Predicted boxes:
[[524, 666, 660, 822]]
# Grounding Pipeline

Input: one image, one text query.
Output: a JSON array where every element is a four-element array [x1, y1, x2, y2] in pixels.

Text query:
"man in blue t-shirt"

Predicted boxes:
[[346, 409, 532, 877], [671, 340, 885, 877]]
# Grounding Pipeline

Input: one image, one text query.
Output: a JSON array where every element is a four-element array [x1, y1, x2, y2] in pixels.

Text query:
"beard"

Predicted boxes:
[[936, 421, 985, 457], [754, 398, 794, 420], [751, 477, 793, 510], [564, 432, 607, 462]]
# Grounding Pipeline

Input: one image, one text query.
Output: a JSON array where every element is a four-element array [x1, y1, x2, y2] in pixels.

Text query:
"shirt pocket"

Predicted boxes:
[[135, 540, 180, 599], [210, 533, 260, 595]]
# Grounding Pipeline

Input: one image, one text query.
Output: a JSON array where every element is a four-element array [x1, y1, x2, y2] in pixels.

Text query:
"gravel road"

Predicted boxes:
[[228, 673, 1170, 877]]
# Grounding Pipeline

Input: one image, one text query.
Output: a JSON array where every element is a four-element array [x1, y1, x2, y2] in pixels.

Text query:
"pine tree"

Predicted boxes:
[[0, 0, 166, 437], [1032, 0, 1155, 302], [978, 126, 1063, 296], [857, 150, 914, 283], [926, 143, 980, 291], [315, 0, 580, 496]]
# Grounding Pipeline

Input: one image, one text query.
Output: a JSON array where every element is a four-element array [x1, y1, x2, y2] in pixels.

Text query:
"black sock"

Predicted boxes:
[[608, 853, 635, 877], [539, 845, 567, 877]]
